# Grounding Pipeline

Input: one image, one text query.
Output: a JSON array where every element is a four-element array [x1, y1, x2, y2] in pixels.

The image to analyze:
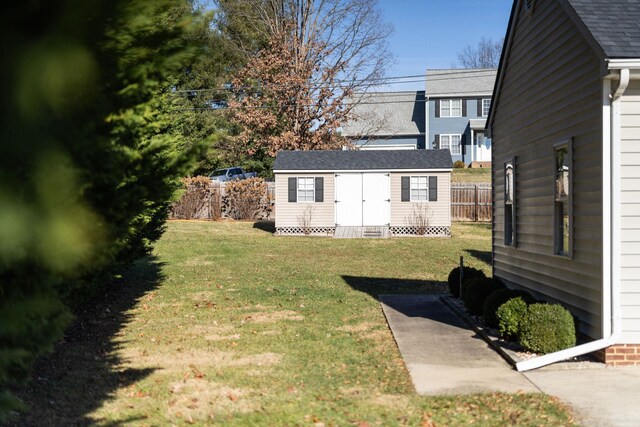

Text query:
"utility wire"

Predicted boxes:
[[170, 70, 496, 94]]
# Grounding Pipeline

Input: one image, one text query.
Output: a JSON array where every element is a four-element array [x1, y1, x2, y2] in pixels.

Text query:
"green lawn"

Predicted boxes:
[[14, 221, 574, 426], [452, 167, 492, 183]]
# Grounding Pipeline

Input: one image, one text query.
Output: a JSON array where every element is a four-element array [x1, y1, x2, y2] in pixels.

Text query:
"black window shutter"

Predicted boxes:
[[462, 99, 467, 117], [314, 177, 324, 202], [288, 177, 297, 202], [401, 176, 410, 202], [461, 134, 466, 155], [434, 134, 440, 149], [434, 99, 440, 118], [477, 98, 482, 117], [428, 176, 438, 201]]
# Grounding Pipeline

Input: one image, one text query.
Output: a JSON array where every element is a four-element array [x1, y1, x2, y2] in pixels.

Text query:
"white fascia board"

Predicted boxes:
[[273, 168, 453, 174], [607, 59, 640, 69], [430, 92, 493, 98]]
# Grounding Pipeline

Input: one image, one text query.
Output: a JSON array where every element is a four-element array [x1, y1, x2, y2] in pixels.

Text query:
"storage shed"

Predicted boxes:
[[272, 150, 452, 237]]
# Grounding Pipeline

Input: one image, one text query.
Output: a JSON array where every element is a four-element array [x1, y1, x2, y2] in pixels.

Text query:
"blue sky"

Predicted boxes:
[[377, 0, 513, 90]]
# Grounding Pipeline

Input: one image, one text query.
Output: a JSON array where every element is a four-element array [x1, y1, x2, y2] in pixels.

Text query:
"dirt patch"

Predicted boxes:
[[336, 322, 377, 333], [241, 310, 304, 323], [118, 348, 282, 370], [371, 393, 410, 408], [190, 290, 215, 301], [167, 378, 258, 422]]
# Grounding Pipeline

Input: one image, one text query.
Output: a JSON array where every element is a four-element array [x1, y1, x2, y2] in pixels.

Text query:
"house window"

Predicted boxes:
[[297, 177, 315, 202], [554, 141, 572, 256], [410, 176, 428, 201], [441, 99, 462, 117], [482, 99, 491, 117], [504, 160, 515, 246], [440, 134, 461, 155]]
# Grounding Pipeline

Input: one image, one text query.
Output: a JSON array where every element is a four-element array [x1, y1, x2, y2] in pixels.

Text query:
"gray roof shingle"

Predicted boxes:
[[340, 91, 425, 137], [425, 69, 497, 97], [567, 0, 640, 58], [272, 149, 453, 171]]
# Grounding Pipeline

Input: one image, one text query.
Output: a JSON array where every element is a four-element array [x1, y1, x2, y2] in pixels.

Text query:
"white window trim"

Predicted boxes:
[[504, 160, 515, 247], [440, 134, 462, 155], [409, 176, 429, 202], [553, 140, 573, 257], [441, 99, 462, 117], [482, 98, 491, 117], [297, 177, 315, 203]]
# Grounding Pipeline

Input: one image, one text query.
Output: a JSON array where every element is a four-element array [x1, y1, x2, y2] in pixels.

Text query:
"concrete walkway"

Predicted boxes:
[[379, 294, 538, 395], [380, 294, 640, 427]]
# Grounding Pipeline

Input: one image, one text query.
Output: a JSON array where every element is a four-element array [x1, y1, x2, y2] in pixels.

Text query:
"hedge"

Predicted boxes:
[[447, 266, 485, 298], [462, 277, 506, 316], [520, 304, 577, 354]]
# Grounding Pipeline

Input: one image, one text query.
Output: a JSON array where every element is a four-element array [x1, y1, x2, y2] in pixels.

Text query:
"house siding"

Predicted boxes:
[[353, 135, 425, 150], [491, 0, 604, 338], [620, 80, 640, 343], [390, 172, 451, 227], [275, 173, 335, 228], [428, 98, 487, 163]]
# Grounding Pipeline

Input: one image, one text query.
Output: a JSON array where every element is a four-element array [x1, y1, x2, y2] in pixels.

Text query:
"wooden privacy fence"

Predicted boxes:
[[451, 183, 492, 222]]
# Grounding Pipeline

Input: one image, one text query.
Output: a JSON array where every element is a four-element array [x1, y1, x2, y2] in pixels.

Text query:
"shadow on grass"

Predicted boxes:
[[464, 249, 492, 266], [252, 219, 276, 234], [341, 276, 473, 333], [9, 256, 164, 427], [341, 275, 447, 300]]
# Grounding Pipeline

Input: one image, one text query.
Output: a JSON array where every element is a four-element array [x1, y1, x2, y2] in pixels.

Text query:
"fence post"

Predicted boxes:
[[474, 185, 479, 222], [459, 256, 464, 298]]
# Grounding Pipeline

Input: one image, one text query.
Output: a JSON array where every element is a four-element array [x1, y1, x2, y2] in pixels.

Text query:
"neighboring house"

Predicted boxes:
[[341, 91, 426, 150], [488, 0, 640, 369], [426, 69, 496, 165], [272, 150, 452, 237]]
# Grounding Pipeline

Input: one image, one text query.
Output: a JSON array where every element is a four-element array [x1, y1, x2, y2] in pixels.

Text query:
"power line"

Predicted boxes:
[[170, 69, 496, 95], [171, 92, 493, 112]]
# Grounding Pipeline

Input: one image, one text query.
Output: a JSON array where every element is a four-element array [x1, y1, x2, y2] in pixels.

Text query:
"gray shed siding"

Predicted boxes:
[[428, 98, 488, 163], [275, 173, 335, 228], [491, 0, 604, 338], [621, 80, 640, 343]]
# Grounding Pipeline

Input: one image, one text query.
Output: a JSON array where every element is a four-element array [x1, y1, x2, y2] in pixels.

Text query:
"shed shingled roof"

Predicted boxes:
[[272, 149, 453, 171], [567, 0, 640, 58]]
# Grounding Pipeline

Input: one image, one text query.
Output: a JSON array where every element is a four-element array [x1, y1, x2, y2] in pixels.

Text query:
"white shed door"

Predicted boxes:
[[335, 173, 363, 226], [335, 173, 390, 226], [362, 173, 390, 226]]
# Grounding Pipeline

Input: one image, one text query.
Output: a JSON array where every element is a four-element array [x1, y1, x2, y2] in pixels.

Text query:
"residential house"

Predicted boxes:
[[341, 91, 426, 150], [426, 69, 496, 166], [488, 0, 640, 369], [272, 150, 452, 237]]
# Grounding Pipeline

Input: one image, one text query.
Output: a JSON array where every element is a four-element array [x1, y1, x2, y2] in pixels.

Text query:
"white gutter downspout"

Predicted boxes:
[[515, 68, 629, 372]]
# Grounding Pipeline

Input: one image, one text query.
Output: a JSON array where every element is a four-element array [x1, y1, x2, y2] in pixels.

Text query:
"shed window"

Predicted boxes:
[[297, 177, 315, 202], [482, 99, 491, 117], [410, 177, 428, 201], [554, 141, 572, 256], [440, 134, 461, 155], [440, 99, 462, 117]]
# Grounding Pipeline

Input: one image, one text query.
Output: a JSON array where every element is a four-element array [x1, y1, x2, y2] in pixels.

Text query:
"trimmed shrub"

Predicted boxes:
[[453, 160, 466, 168], [520, 303, 576, 354], [483, 288, 536, 328], [496, 297, 528, 340], [462, 277, 506, 316], [447, 266, 485, 298]]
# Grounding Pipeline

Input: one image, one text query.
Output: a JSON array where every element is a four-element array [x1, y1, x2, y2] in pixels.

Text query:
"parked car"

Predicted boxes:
[[208, 167, 257, 182]]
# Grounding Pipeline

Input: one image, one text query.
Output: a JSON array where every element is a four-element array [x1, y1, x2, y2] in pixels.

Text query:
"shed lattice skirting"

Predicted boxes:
[[389, 226, 451, 237], [275, 227, 336, 236]]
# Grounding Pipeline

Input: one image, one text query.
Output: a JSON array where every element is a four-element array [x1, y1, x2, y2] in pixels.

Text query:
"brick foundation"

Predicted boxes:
[[593, 345, 640, 366]]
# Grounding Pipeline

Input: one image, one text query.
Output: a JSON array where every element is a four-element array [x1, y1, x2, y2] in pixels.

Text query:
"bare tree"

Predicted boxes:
[[222, 0, 394, 155], [455, 36, 503, 69]]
